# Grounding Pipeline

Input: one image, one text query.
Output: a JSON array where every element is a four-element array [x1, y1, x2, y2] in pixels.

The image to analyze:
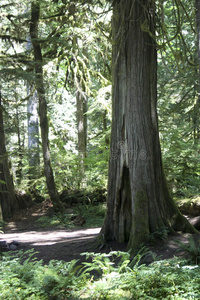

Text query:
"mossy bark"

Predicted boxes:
[[101, 0, 197, 253]]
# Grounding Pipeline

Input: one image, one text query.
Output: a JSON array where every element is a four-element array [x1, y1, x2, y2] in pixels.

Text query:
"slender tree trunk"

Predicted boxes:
[[103, 110, 109, 146], [16, 107, 23, 184], [0, 91, 19, 220], [76, 90, 87, 186], [27, 86, 40, 180], [76, 91, 87, 158], [26, 8, 40, 181], [30, 2, 62, 210], [101, 0, 196, 252], [195, 0, 200, 143], [73, 34, 88, 187]]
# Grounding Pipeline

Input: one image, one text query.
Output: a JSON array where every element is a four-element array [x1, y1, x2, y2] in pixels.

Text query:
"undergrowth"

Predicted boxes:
[[0, 249, 200, 299], [175, 235, 200, 264], [75, 203, 107, 227], [35, 213, 72, 228], [35, 203, 106, 228]]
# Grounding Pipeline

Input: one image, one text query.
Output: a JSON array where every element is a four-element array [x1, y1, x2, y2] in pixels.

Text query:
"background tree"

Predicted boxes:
[[30, 1, 61, 209], [195, 0, 200, 143], [0, 91, 19, 219], [27, 87, 40, 181], [26, 33, 40, 181], [76, 89, 87, 186]]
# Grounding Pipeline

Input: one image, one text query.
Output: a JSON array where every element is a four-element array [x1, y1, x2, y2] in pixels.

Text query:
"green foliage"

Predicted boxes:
[[74, 203, 107, 228], [0, 249, 82, 299], [76, 254, 200, 299], [80, 251, 131, 278], [156, 0, 200, 198], [175, 235, 200, 264], [35, 202, 106, 229], [129, 245, 157, 268], [0, 0, 111, 197], [1, 248, 200, 299], [147, 226, 170, 244], [35, 213, 72, 228]]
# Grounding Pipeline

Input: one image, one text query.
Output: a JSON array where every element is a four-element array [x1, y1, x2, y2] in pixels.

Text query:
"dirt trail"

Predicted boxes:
[[0, 202, 105, 263], [1, 201, 200, 264], [1, 226, 101, 263]]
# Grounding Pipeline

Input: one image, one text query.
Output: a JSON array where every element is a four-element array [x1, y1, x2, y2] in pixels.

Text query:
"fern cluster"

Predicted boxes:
[[175, 235, 200, 264], [1, 248, 200, 299]]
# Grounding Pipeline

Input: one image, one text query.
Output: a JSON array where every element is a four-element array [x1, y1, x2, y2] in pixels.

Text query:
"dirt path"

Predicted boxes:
[[1, 226, 101, 264], [0, 202, 105, 263], [2, 223, 197, 265], [0, 201, 127, 264], [1, 201, 200, 265]]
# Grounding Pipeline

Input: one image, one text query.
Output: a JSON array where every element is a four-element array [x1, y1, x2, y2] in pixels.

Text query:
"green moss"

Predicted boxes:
[[127, 190, 149, 252]]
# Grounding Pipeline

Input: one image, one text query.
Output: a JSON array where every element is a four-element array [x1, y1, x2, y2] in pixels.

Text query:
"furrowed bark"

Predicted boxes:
[[101, 0, 197, 253]]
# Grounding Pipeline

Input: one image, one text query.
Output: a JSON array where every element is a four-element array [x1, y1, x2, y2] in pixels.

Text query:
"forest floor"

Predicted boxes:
[[1, 200, 200, 265]]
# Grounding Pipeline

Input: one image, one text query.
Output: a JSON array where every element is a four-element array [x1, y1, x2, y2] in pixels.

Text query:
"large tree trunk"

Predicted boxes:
[[0, 91, 19, 220], [101, 0, 196, 252], [30, 2, 62, 210]]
